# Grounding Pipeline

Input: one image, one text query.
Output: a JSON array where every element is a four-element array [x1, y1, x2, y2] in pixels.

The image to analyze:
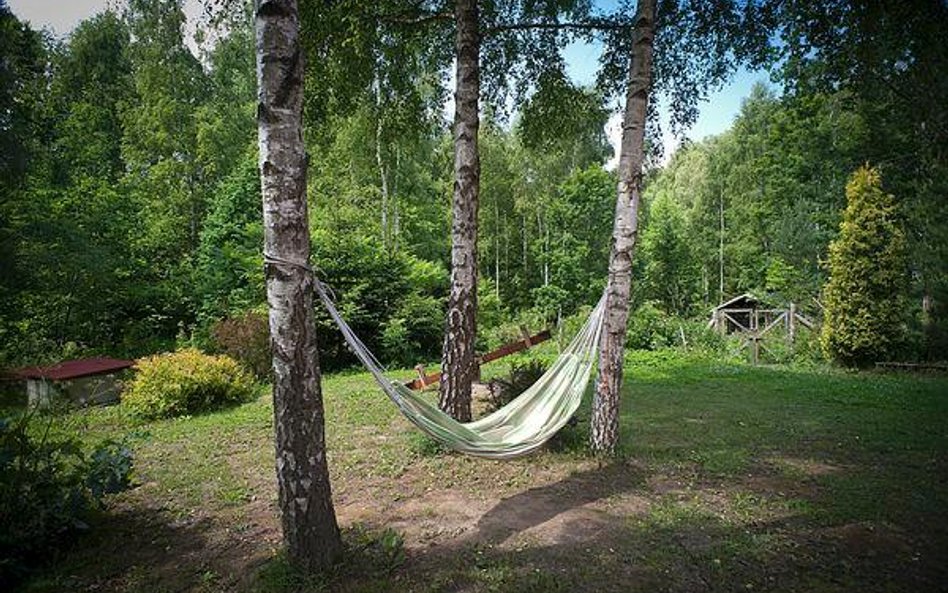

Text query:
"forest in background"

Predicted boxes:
[[2, 0, 946, 371]]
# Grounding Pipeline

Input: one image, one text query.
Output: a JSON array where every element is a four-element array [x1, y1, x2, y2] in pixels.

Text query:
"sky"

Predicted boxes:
[[7, 0, 769, 164], [563, 38, 769, 164]]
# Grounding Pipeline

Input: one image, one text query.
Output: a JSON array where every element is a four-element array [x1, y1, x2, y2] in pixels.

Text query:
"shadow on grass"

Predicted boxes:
[[412, 477, 947, 593], [27, 461, 948, 593], [22, 504, 272, 593], [473, 461, 646, 545], [382, 449, 948, 593]]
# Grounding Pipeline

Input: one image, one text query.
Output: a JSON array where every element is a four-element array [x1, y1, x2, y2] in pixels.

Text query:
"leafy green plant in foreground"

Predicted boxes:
[[0, 412, 133, 586]]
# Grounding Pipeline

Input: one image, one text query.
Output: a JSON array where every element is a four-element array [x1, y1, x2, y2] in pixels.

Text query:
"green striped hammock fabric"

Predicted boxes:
[[314, 278, 605, 459]]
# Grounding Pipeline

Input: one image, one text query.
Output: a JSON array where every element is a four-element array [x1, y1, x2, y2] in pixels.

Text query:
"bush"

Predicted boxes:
[[678, 318, 730, 358], [486, 360, 547, 412], [122, 348, 256, 419], [209, 310, 271, 379], [380, 292, 444, 367], [0, 413, 133, 585], [625, 302, 680, 350]]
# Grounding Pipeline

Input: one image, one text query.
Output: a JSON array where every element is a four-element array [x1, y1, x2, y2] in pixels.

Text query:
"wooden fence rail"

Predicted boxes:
[[404, 329, 552, 390]]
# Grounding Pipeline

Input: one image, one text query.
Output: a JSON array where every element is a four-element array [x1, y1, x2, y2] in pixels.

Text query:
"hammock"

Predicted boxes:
[[313, 276, 606, 460]]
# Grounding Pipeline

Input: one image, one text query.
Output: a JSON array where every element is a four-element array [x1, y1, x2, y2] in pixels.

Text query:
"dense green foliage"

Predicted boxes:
[[642, 86, 866, 310], [821, 167, 908, 366], [0, 413, 133, 585], [639, 84, 945, 361], [122, 349, 256, 419], [0, 0, 944, 370]]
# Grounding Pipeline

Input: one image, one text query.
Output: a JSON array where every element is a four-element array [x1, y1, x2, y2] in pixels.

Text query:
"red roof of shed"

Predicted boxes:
[[12, 357, 134, 381]]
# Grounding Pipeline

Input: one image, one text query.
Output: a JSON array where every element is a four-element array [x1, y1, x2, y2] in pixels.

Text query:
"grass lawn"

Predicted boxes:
[[18, 350, 948, 593]]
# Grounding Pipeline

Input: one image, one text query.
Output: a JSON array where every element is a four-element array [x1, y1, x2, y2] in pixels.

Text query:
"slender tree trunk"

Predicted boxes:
[[504, 212, 509, 289], [719, 188, 724, 303], [376, 116, 390, 246], [544, 214, 550, 287], [374, 74, 390, 247], [255, 0, 341, 571], [590, 0, 656, 455], [537, 210, 549, 286], [494, 197, 501, 299], [393, 146, 401, 251], [439, 0, 480, 422]]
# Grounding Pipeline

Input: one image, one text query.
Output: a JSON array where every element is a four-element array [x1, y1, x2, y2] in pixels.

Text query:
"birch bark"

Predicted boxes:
[[439, 0, 480, 422], [590, 0, 656, 454], [255, 0, 342, 570]]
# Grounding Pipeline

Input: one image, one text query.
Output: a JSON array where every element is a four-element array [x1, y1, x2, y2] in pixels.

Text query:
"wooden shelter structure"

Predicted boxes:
[[10, 357, 134, 407], [709, 293, 815, 364]]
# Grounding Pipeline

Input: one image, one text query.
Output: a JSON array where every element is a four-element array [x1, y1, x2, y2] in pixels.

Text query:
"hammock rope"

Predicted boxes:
[[264, 254, 606, 459]]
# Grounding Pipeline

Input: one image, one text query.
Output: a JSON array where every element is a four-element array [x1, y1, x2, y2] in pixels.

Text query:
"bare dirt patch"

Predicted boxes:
[[768, 455, 843, 476]]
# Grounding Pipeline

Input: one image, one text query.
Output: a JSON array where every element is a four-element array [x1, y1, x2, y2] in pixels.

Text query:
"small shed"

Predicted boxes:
[[708, 293, 763, 334], [709, 293, 815, 363], [11, 357, 134, 408]]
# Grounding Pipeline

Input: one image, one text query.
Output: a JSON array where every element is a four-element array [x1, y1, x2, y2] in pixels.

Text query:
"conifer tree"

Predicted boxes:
[[821, 166, 908, 367]]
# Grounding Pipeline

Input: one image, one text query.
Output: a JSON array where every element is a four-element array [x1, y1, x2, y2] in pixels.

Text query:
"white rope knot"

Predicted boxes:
[[263, 252, 338, 303]]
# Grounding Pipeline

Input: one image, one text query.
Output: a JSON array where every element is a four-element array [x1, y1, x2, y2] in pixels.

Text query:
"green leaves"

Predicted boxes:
[[641, 86, 868, 312], [0, 412, 134, 582], [122, 348, 257, 420], [640, 190, 699, 315], [821, 167, 908, 367]]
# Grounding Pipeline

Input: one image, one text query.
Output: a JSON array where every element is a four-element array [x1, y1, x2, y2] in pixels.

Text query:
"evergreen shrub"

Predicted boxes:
[[821, 167, 908, 367], [122, 348, 256, 419]]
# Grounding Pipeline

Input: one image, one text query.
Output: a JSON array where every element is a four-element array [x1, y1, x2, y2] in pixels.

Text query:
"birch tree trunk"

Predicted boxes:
[[590, 0, 656, 455], [255, 0, 341, 571], [439, 0, 480, 422], [376, 116, 390, 246]]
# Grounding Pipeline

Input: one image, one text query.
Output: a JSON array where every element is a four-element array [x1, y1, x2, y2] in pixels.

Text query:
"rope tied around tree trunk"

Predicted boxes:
[[264, 252, 338, 302], [263, 252, 388, 369], [265, 253, 609, 459]]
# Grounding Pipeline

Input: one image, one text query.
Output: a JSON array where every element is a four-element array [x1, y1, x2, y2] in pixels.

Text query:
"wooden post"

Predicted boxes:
[[414, 364, 428, 387], [519, 325, 533, 348], [788, 303, 797, 345], [750, 335, 759, 365]]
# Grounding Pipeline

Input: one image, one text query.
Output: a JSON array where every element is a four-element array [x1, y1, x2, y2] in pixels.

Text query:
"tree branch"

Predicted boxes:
[[483, 20, 631, 37], [376, 9, 631, 37], [378, 10, 453, 27]]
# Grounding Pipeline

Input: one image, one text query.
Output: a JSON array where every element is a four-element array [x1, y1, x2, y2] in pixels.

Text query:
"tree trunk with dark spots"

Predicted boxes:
[[439, 0, 480, 423], [254, 0, 342, 572], [591, 0, 656, 455]]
